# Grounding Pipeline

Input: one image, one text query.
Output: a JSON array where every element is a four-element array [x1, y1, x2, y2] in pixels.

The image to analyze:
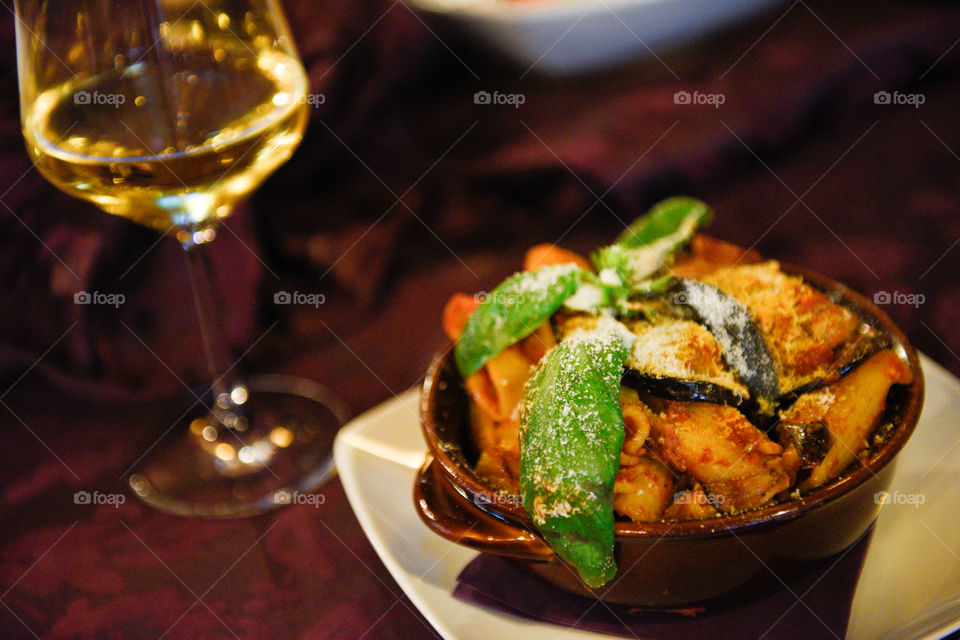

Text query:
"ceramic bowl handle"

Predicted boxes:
[[414, 455, 554, 561]]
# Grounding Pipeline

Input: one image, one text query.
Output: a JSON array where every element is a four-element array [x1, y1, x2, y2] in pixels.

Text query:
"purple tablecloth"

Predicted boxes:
[[2, 0, 960, 638]]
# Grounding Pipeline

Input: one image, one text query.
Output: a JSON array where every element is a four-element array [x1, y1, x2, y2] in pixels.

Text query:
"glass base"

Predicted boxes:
[[128, 374, 349, 518]]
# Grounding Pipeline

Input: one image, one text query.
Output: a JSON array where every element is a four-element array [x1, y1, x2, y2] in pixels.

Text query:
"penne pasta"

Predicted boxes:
[[642, 396, 790, 513], [614, 456, 676, 523], [789, 349, 913, 490]]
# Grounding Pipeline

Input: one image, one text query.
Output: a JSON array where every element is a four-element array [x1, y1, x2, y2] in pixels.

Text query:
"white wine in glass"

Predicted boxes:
[[16, 0, 348, 516]]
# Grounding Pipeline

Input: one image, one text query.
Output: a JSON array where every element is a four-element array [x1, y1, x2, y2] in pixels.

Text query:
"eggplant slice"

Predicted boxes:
[[557, 314, 749, 408], [777, 420, 830, 469], [621, 318, 748, 406], [672, 279, 780, 415], [777, 323, 891, 405], [621, 368, 744, 407], [700, 261, 889, 399]]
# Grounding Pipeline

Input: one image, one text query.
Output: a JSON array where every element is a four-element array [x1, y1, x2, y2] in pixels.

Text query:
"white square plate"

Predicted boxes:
[[335, 354, 960, 639]]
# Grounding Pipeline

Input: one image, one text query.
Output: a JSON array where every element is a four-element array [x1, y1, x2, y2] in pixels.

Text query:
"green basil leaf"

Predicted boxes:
[[455, 264, 587, 379], [592, 197, 713, 290], [519, 321, 632, 588], [614, 196, 713, 248]]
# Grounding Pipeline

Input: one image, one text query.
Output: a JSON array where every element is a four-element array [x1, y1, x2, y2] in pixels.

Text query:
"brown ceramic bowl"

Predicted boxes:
[[414, 264, 924, 607]]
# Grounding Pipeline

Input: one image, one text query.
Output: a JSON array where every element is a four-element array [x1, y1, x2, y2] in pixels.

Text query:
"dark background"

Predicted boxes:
[[1, 0, 958, 638]]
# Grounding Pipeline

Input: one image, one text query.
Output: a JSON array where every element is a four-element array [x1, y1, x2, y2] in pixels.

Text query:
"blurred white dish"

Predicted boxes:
[[404, 0, 786, 75]]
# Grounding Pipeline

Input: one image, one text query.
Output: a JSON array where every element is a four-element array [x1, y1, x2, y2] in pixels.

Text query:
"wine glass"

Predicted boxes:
[[15, 0, 349, 516]]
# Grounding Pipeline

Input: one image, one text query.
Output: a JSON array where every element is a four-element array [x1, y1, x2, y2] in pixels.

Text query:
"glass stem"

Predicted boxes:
[[180, 231, 247, 430]]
